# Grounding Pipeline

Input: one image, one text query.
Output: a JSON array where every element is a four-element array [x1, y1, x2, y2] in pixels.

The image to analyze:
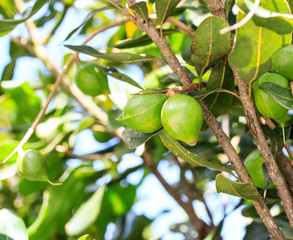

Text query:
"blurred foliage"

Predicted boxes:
[[0, 0, 292, 239]]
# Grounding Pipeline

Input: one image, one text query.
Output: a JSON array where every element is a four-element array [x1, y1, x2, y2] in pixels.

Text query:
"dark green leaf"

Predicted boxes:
[[156, 0, 181, 28], [110, 29, 177, 49], [204, 58, 235, 116], [97, 66, 144, 89], [122, 127, 157, 149], [229, 9, 291, 85], [261, 125, 283, 157], [0, 209, 28, 240], [215, 174, 260, 200], [243, 222, 269, 240], [0, 0, 48, 35], [65, 45, 160, 62], [159, 129, 233, 174], [258, 82, 293, 109], [65, 185, 106, 236], [64, 7, 113, 41], [191, 16, 231, 79], [130, 2, 149, 24]]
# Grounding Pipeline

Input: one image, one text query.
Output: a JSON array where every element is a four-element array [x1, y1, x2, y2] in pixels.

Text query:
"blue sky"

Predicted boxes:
[[0, 3, 247, 239]]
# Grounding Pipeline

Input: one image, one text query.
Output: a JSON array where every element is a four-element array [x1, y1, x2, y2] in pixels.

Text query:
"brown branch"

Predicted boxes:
[[115, 0, 286, 238], [202, 0, 227, 20], [166, 17, 195, 37], [259, 117, 293, 191], [142, 152, 210, 239], [234, 71, 293, 229]]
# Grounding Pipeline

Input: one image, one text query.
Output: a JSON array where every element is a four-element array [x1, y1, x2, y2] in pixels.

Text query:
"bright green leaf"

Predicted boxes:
[[258, 82, 293, 109], [237, 0, 293, 35], [229, 9, 292, 85], [78, 235, 89, 240], [215, 174, 260, 200], [0, 208, 28, 240], [65, 185, 106, 236]]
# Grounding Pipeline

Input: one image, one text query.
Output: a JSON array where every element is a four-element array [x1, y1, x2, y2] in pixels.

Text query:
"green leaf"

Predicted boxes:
[[65, 185, 106, 236], [189, 88, 236, 101], [258, 82, 293, 109], [191, 16, 231, 79], [130, 2, 149, 24], [229, 9, 292, 85], [110, 29, 177, 49], [65, 45, 160, 62], [159, 129, 233, 174], [237, 0, 293, 35], [1, 80, 42, 124], [204, 58, 235, 116], [0, 208, 28, 240], [156, 0, 181, 28], [28, 167, 103, 240], [97, 66, 144, 90], [64, 7, 113, 41], [215, 174, 260, 200], [0, 0, 48, 35], [78, 235, 89, 240], [122, 127, 158, 149]]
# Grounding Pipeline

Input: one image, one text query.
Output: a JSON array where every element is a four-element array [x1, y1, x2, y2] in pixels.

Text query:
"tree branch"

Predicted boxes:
[[142, 152, 210, 239], [234, 74, 293, 228], [115, 0, 287, 238]]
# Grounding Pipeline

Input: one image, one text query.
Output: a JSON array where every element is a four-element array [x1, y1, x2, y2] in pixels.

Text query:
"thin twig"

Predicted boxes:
[[142, 152, 209, 239], [55, 145, 114, 160]]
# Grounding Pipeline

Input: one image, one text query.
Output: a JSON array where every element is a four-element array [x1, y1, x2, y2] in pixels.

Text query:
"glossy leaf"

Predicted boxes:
[[204, 58, 235, 116], [130, 2, 149, 24], [258, 82, 293, 109], [122, 127, 158, 149], [191, 16, 231, 78], [0, 208, 28, 240], [156, 0, 181, 28], [64, 7, 113, 41], [237, 0, 293, 34], [229, 10, 292, 85], [65, 45, 160, 62], [97, 66, 144, 89], [159, 129, 233, 174], [0, 0, 48, 35], [110, 29, 177, 49], [215, 174, 260, 200], [65, 185, 106, 236]]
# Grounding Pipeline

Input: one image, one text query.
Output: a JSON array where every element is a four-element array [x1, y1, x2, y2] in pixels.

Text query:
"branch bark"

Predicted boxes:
[[235, 74, 293, 228], [142, 152, 210, 239]]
